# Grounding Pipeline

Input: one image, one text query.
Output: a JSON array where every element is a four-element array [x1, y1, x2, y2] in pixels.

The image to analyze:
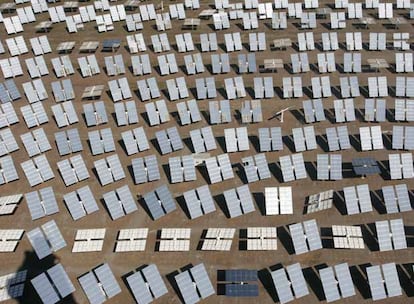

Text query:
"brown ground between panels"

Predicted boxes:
[[0, 1, 414, 303]]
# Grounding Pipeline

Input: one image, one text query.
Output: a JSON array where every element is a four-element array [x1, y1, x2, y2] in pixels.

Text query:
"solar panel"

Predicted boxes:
[[113, 100, 138, 126], [206, 153, 234, 184], [320, 263, 355, 303], [317, 154, 342, 180], [115, 228, 148, 252], [265, 187, 292, 215], [221, 188, 241, 219], [292, 153, 306, 180], [292, 128, 306, 152], [127, 264, 168, 303], [0, 129, 18, 157], [103, 185, 137, 220], [145, 99, 169, 126], [390, 152, 414, 179], [334, 263, 355, 298], [382, 263, 402, 298], [130, 54, 150, 75], [224, 185, 255, 218], [389, 219, 407, 250], [225, 284, 259, 297], [209, 100, 231, 124], [0, 79, 20, 103], [0, 152, 17, 181], [242, 154, 271, 183], [317, 154, 330, 180], [332, 225, 364, 249], [202, 228, 235, 251], [51, 101, 78, 128], [40, 221, 65, 253], [401, 153, 414, 178], [25, 187, 58, 221], [109, 77, 131, 102], [279, 155, 295, 182], [225, 127, 249, 152], [104, 54, 125, 76], [176, 99, 201, 125], [25, 56, 48, 79], [246, 227, 277, 251], [330, 154, 342, 180], [83, 101, 108, 127], [0, 103, 18, 129], [289, 219, 321, 254], [303, 219, 322, 251], [302, 99, 325, 123], [271, 263, 309, 303], [258, 127, 282, 152], [21, 102, 48, 128], [329, 126, 349, 151], [7, 36, 28, 56], [174, 155, 196, 183], [381, 186, 398, 214], [120, 127, 148, 156], [32, 263, 75, 304], [175, 271, 200, 303], [176, 264, 215, 302], [240, 100, 261, 123], [189, 126, 216, 153], [343, 184, 372, 215], [166, 77, 188, 100], [158, 228, 191, 252], [367, 263, 401, 301], [392, 126, 404, 150], [366, 266, 387, 301], [27, 220, 66, 260], [155, 127, 182, 155], [0, 229, 24, 252], [189, 265, 215, 300], [20, 128, 50, 158], [88, 128, 114, 156], [143, 185, 176, 220], [21, 154, 54, 187], [376, 219, 407, 251], [54, 128, 82, 156], [78, 55, 100, 78], [0, 269, 27, 301], [72, 229, 105, 253], [271, 267, 294, 303], [278, 264, 306, 300], [383, 184, 411, 214], [319, 267, 340, 302], [352, 157, 380, 177], [63, 186, 98, 221], [132, 155, 160, 184], [47, 264, 75, 299], [51, 55, 74, 78], [0, 193, 22, 215], [79, 264, 121, 303], [57, 155, 89, 187], [183, 185, 216, 219], [305, 190, 334, 214], [394, 126, 414, 150], [23, 79, 47, 103], [94, 265, 121, 300], [94, 155, 124, 186], [224, 270, 257, 283], [31, 273, 60, 304]]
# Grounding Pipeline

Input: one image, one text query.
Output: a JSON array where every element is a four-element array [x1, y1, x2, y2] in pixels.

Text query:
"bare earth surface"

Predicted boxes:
[[0, 1, 413, 303]]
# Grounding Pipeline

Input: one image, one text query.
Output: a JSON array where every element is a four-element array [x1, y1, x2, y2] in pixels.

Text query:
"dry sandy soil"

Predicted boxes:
[[0, 0, 413, 303]]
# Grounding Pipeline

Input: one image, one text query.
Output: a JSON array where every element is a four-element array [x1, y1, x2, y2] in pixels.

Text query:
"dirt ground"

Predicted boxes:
[[0, 0, 413, 303]]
